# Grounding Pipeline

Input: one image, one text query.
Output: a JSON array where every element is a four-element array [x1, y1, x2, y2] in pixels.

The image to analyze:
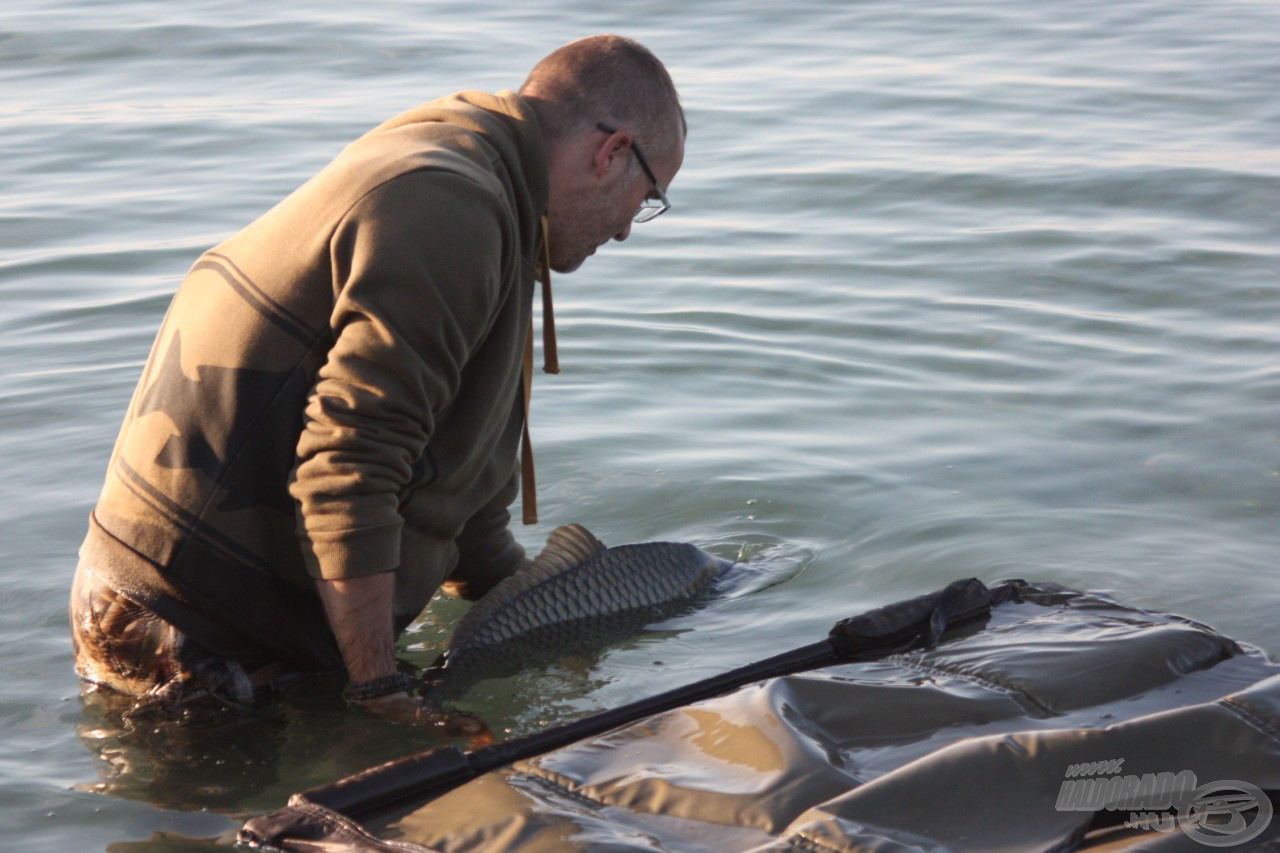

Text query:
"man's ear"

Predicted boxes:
[[592, 128, 632, 180]]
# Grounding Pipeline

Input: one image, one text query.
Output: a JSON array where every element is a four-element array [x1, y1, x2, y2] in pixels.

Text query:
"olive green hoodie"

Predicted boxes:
[[79, 91, 550, 671]]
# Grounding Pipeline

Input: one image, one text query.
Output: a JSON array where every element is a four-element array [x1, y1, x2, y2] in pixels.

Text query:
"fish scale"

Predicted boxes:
[[427, 525, 731, 691]]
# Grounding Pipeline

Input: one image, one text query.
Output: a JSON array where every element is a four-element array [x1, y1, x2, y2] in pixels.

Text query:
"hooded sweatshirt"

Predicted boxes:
[[78, 91, 550, 671]]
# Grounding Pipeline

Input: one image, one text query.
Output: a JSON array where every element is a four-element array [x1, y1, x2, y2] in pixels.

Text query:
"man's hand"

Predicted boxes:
[[355, 690, 423, 722], [357, 693, 492, 733], [358, 692, 494, 746]]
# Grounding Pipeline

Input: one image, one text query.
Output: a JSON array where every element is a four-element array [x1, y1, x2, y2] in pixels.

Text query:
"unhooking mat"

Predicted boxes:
[[241, 580, 1280, 851]]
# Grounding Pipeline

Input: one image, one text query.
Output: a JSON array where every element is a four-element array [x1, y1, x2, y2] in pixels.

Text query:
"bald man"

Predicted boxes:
[[71, 35, 686, 723]]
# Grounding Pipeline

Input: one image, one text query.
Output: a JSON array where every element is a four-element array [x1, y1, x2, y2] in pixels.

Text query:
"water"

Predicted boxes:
[[2, 0, 1277, 848]]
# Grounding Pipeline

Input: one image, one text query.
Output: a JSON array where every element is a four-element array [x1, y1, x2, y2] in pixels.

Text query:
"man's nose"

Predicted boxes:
[[614, 222, 632, 242]]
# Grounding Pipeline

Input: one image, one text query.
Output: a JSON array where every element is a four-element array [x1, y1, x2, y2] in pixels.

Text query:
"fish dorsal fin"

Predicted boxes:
[[531, 524, 607, 577], [450, 525, 608, 646]]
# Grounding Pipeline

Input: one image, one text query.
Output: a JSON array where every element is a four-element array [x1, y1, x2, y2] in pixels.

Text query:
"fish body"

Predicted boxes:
[[429, 524, 730, 689]]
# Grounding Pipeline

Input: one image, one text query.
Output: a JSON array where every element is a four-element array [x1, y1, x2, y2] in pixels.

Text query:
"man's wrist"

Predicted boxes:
[[342, 672, 415, 703]]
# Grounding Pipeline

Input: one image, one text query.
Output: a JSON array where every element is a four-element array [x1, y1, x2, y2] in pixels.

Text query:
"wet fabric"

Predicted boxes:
[[241, 581, 1280, 851], [71, 562, 303, 709]]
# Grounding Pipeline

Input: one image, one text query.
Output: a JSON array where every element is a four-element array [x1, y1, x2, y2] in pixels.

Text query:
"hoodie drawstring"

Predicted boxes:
[[521, 214, 558, 524]]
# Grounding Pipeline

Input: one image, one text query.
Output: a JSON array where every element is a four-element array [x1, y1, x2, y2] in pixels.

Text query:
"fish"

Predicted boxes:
[[426, 524, 732, 691]]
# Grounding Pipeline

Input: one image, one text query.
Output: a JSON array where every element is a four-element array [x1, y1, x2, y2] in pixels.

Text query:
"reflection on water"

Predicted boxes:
[[75, 689, 289, 814], [3, 0, 1278, 848], [72, 674, 484, 831]]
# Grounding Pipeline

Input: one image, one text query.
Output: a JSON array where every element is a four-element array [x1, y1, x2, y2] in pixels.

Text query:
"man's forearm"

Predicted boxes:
[[315, 572, 399, 683], [306, 546, 493, 741], [314, 572, 485, 731]]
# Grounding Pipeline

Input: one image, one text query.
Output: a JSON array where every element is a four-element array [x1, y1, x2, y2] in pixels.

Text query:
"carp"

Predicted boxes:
[[426, 524, 732, 690]]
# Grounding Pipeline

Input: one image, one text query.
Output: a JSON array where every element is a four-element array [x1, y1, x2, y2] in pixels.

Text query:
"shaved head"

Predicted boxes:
[[519, 35, 685, 165]]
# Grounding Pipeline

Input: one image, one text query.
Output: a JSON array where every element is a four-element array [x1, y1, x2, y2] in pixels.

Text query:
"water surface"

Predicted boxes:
[[2, 1, 1277, 848]]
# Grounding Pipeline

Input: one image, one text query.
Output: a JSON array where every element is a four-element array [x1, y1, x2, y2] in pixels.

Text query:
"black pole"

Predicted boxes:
[[283, 577, 1007, 823]]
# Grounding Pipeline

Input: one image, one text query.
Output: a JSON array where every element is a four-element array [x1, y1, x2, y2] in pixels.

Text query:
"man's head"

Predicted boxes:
[[520, 35, 686, 273]]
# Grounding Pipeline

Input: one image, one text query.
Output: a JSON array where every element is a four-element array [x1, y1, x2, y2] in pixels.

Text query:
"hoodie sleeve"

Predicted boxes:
[[290, 168, 508, 581]]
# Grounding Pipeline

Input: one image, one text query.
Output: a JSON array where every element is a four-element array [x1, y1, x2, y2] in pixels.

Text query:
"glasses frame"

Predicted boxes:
[[596, 122, 671, 223]]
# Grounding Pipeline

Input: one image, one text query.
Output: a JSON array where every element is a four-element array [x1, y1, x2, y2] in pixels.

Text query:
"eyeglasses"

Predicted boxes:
[[596, 122, 671, 223]]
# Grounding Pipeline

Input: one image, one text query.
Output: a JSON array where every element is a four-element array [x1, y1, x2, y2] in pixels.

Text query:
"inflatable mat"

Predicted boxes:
[[241, 580, 1280, 850]]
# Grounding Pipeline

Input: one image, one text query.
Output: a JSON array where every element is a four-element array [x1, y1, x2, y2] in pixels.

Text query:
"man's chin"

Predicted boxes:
[[551, 253, 588, 275]]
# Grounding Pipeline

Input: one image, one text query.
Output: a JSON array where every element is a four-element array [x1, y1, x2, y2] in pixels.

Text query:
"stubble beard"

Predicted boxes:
[[552, 177, 633, 274]]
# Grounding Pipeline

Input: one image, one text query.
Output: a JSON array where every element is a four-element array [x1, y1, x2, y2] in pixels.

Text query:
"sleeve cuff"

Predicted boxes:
[[302, 521, 402, 581]]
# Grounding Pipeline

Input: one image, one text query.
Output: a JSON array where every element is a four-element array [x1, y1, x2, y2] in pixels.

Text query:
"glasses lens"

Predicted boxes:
[[634, 198, 667, 224]]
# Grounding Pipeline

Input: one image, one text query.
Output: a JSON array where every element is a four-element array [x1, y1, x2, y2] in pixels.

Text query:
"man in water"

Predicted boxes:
[[69, 34, 685, 724]]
